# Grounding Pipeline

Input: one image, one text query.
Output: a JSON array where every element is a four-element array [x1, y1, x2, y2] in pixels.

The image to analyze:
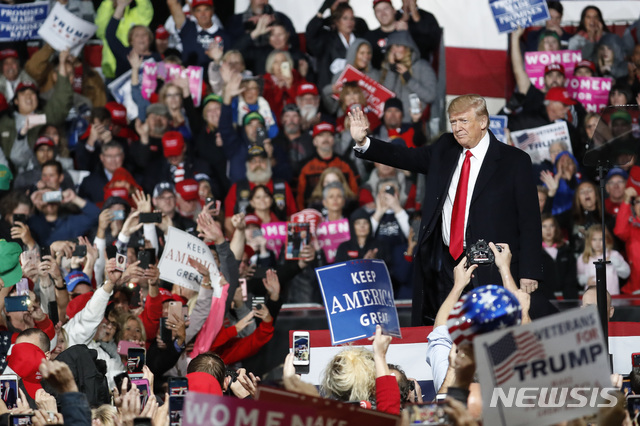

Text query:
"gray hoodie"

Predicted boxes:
[[322, 38, 382, 114], [380, 31, 436, 120]]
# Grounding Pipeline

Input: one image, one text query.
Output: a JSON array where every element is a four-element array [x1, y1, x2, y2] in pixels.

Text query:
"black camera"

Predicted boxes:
[[465, 239, 501, 267]]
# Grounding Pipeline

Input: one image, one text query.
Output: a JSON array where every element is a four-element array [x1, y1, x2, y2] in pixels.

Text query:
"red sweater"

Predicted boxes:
[[209, 320, 274, 365], [375, 375, 401, 415]]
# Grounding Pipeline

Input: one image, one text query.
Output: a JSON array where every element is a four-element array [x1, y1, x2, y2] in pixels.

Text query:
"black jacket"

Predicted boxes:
[[357, 132, 542, 324]]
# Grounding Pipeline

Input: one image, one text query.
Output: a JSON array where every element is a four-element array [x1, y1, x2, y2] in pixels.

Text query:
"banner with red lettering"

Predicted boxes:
[[332, 65, 396, 117], [566, 76, 613, 113], [316, 219, 351, 263], [524, 50, 582, 90], [256, 387, 399, 425], [183, 390, 398, 426]]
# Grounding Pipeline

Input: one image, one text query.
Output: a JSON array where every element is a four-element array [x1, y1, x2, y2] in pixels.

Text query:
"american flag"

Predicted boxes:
[[488, 330, 546, 385], [515, 132, 540, 150]]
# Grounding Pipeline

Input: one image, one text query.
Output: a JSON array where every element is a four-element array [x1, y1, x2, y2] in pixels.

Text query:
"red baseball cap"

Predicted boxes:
[[176, 179, 199, 201], [0, 49, 18, 61], [313, 122, 335, 137], [191, 0, 213, 8], [244, 214, 262, 227], [373, 0, 392, 7], [104, 187, 130, 201], [297, 83, 319, 97], [15, 81, 38, 95], [66, 291, 94, 319], [162, 131, 185, 157], [544, 63, 565, 76], [105, 101, 128, 126], [155, 25, 170, 40], [159, 288, 187, 304], [187, 372, 222, 395], [34, 136, 55, 151], [575, 59, 596, 74], [545, 87, 576, 106], [7, 343, 45, 399]]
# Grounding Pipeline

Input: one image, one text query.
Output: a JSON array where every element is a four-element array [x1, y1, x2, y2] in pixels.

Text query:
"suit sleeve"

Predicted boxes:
[[514, 152, 543, 281], [355, 137, 432, 175]]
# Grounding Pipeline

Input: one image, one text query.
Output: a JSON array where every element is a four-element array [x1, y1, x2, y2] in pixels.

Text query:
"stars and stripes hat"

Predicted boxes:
[[447, 285, 521, 346]]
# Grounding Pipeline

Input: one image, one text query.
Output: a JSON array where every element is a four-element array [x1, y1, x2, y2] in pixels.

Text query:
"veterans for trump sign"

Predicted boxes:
[[316, 259, 401, 345], [489, 0, 550, 33], [511, 121, 572, 164], [0, 2, 48, 41], [474, 305, 614, 426], [158, 227, 220, 292], [38, 2, 97, 56]]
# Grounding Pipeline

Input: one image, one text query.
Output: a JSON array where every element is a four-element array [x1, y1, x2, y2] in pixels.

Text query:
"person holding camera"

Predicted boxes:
[[371, 178, 411, 296], [350, 94, 546, 325]]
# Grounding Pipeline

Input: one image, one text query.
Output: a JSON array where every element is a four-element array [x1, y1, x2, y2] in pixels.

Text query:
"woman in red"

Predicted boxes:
[[262, 50, 307, 124], [614, 186, 640, 294]]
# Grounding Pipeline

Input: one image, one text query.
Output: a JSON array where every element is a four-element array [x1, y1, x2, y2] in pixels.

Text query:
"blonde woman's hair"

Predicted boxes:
[[116, 313, 147, 343], [321, 347, 375, 402], [92, 405, 118, 426], [265, 50, 294, 75], [581, 225, 613, 263], [309, 167, 356, 206]]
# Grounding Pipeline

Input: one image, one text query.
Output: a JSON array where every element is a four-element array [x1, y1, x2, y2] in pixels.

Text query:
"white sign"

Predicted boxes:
[[511, 121, 572, 164], [37, 3, 97, 57], [158, 227, 220, 292], [474, 305, 614, 426]]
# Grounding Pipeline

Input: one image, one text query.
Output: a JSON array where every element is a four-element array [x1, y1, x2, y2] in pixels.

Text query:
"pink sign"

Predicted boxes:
[[291, 209, 323, 236], [566, 76, 613, 113], [140, 61, 158, 100], [524, 50, 581, 89], [316, 219, 351, 263], [333, 65, 395, 118], [261, 221, 287, 259], [142, 62, 204, 106]]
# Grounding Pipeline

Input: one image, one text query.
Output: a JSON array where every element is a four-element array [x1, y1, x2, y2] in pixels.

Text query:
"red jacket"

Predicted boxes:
[[262, 70, 306, 124], [139, 293, 163, 348], [209, 320, 274, 365], [614, 202, 640, 294]]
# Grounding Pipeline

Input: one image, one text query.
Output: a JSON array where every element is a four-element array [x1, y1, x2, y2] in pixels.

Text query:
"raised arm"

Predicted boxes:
[[510, 27, 532, 95]]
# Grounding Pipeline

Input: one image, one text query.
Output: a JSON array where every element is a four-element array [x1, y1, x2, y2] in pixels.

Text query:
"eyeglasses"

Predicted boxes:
[[165, 92, 182, 98]]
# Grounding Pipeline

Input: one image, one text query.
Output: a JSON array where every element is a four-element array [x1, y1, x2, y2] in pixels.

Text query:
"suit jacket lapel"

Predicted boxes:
[[471, 133, 501, 204]]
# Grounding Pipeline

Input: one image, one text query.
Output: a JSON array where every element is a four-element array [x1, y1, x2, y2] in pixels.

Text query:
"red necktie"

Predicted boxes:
[[450, 150, 473, 259]]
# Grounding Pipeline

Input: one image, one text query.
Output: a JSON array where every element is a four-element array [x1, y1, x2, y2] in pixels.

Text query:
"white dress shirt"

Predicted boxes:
[[441, 131, 490, 248], [353, 132, 491, 249]]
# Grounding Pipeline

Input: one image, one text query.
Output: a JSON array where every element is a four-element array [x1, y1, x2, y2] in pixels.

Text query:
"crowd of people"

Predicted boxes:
[[0, 0, 638, 424]]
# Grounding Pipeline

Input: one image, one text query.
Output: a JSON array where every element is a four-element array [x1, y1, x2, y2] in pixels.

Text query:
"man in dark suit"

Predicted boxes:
[[350, 94, 544, 325]]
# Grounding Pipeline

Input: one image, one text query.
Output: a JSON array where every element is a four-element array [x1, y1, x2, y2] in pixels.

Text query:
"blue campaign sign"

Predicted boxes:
[[0, 2, 49, 41], [489, 0, 550, 34], [489, 115, 508, 143], [316, 259, 402, 345]]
